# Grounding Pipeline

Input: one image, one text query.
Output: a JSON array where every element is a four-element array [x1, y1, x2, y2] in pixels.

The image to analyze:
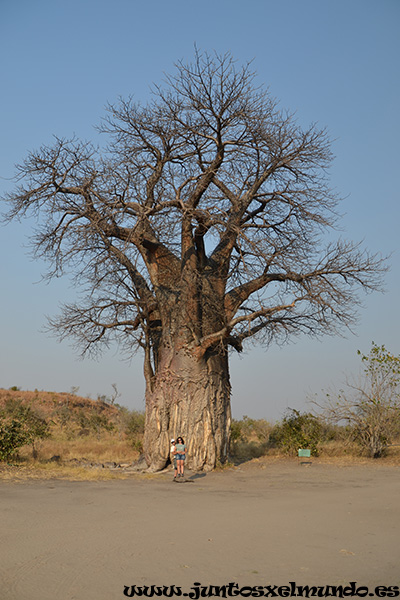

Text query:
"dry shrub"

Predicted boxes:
[[317, 439, 361, 458]]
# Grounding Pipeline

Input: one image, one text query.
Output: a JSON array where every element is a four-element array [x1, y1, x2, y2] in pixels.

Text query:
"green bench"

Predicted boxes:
[[298, 448, 312, 464]]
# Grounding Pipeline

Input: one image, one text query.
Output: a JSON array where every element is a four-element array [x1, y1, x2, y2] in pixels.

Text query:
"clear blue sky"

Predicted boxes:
[[1, 0, 399, 421]]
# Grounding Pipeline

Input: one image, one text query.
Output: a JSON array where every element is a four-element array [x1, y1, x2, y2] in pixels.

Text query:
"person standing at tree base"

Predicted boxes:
[[175, 437, 186, 479], [170, 438, 178, 480]]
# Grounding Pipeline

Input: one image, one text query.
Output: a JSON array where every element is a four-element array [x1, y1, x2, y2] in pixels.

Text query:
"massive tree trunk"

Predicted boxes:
[[143, 346, 231, 472]]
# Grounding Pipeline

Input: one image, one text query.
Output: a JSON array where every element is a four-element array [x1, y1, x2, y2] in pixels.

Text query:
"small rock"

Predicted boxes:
[[49, 455, 61, 463], [126, 454, 148, 472]]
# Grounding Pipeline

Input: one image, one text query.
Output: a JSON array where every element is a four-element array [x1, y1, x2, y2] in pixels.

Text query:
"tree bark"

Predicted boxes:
[[143, 346, 231, 472]]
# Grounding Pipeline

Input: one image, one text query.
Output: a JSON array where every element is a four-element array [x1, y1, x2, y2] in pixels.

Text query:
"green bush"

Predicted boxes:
[[0, 399, 50, 460], [270, 409, 322, 456], [230, 419, 246, 445], [124, 410, 145, 452], [0, 419, 29, 461]]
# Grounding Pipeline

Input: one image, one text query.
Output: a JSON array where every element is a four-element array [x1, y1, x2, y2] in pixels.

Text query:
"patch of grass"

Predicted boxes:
[[18, 434, 140, 464], [0, 463, 126, 481], [0, 460, 156, 481]]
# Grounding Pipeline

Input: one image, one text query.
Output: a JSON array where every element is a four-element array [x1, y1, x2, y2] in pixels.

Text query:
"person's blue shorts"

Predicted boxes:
[[175, 454, 185, 460]]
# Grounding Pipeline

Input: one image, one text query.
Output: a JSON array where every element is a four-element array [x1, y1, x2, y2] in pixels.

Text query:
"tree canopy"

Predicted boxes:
[[5, 53, 385, 358]]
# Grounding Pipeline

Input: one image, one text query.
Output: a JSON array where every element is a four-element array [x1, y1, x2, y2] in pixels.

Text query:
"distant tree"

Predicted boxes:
[[318, 343, 400, 457], [109, 383, 121, 405], [3, 50, 386, 470], [231, 415, 272, 445], [229, 416, 272, 459]]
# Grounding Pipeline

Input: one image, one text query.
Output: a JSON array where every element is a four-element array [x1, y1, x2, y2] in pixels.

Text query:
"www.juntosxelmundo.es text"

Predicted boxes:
[[123, 582, 400, 598]]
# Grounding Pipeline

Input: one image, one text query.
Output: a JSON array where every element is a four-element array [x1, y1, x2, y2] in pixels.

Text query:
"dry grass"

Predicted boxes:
[[0, 435, 142, 482], [0, 460, 164, 482], [18, 434, 140, 464], [0, 463, 129, 482], [317, 439, 400, 463]]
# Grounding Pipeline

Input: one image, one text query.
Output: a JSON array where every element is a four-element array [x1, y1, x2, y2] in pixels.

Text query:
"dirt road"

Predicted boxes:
[[1, 460, 399, 600]]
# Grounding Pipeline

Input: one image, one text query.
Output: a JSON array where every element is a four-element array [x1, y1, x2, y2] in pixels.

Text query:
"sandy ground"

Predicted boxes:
[[1, 460, 399, 600]]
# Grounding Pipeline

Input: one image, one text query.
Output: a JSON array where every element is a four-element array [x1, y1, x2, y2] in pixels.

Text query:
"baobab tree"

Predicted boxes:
[[4, 51, 386, 470]]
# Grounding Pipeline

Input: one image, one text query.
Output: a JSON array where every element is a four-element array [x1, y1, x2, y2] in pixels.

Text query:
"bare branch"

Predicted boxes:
[[3, 49, 387, 365]]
